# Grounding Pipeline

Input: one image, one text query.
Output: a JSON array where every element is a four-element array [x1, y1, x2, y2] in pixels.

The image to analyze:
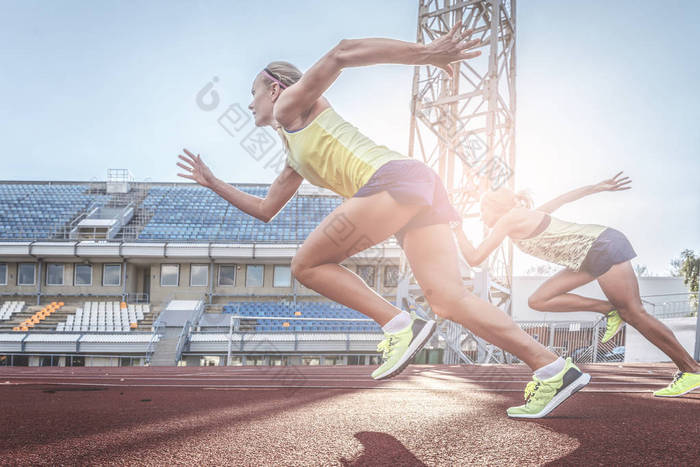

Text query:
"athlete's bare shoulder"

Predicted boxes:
[[278, 98, 331, 132], [506, 207, 544, 239]]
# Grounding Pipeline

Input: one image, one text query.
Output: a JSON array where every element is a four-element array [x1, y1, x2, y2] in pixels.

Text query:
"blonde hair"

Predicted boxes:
[[260, 61, 303, 155], [480, 187, 533, 219]]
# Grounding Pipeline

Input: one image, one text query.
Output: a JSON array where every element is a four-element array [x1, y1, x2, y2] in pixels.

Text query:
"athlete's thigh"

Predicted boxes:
[[294, 191, 423, 267], [531, 268, 597, 301], [400, 223, 465, 303], [596, 260, 642, 309]]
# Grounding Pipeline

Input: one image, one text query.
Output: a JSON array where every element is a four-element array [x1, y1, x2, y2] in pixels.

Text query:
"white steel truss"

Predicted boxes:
[[397, 0, 516, 364]]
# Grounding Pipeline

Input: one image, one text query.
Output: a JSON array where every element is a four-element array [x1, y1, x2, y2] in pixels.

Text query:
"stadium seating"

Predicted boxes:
[[136, 185, 341, 242], [0, 182, 343, 242], [12, 301, 64, 331], [0, 301, 25, 320], [57, 301, 149, 332], [219, 301, 382, 333], [0, 183, 109, 239]]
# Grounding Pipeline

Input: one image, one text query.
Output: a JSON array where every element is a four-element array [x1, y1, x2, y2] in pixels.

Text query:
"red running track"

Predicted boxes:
[[0, 363, 698, 466]]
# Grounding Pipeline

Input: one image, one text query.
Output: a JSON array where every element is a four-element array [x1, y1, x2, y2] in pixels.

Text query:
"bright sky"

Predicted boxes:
[[1, 1, 698, 275]]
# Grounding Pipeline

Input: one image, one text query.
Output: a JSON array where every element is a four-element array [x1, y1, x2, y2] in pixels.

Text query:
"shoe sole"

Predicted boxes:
[[372, 319, 436, 381], [508, 372, 591, 419]]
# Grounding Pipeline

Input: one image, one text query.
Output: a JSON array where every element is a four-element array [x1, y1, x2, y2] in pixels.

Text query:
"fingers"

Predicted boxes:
[[177, 173, 195, 181], [440, 64, 454, 79], [461, 50, 481, 60], [177, 154, 195, 167], [182, 148, 199, 164], [612, 171, 623, 180], [450, 20, 463, 36], [459, 38, 481, 50], [176, 162, 192, 172]]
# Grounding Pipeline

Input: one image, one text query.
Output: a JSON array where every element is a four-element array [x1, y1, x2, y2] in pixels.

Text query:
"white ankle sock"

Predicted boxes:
[[534, 357, 566, 380], [382, 311, 411, 333]]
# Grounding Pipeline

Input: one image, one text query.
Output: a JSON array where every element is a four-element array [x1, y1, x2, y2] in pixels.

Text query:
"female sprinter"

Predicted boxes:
[[176, 22, 590, 418], [452, 173, 700, 397]]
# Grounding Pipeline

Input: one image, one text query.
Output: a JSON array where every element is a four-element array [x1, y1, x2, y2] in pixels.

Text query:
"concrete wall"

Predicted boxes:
[[147, 259, 399, 304], [511, 276, 688, 321], [0, 261, 125, 299], [0, 258, 399, 306]]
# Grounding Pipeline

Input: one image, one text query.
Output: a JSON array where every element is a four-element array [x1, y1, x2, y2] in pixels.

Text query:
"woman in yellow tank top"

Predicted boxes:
[[452, 176, 700, 395], [176, 22, 593, 417]]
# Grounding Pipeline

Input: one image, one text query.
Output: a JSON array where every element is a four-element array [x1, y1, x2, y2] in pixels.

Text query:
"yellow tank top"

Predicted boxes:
[[281, 107, 410, 198], [512, 215, 607, 271]]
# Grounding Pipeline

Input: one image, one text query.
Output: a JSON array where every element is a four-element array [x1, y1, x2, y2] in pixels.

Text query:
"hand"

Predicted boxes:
[[595, 171, 632, 192], [177, 148, 217, 189], [424, 20, 482, 79]]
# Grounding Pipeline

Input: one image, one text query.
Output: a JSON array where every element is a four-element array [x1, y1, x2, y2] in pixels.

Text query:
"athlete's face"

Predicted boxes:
[[248, 74, 281, 127]]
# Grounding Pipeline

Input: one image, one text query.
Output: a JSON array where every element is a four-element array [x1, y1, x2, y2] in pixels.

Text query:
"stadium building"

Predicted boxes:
[[0, 171, 414, 367], [1, 172, 694, 368]]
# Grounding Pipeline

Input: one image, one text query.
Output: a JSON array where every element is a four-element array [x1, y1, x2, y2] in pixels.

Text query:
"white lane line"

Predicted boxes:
[[0, 380, 667, 394], [0, 376, 669, 386]]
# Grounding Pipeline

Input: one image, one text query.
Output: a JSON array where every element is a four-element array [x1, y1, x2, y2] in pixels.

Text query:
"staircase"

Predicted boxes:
[[149, 327, 182, 366]]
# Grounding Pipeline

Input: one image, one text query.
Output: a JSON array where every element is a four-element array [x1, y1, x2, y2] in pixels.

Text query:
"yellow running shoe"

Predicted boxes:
[[601, 310, 623, 343], [371, 311, 435, 380], [653, 371, 700, 397], [507, 357, 591, 419]]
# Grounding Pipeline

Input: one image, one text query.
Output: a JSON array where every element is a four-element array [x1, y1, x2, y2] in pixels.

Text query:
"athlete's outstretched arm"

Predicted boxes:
[[177, 148, 303, 223], [452, 214, 514, 267], [274, 21, 481, 126], [536, 171, 631, 214]]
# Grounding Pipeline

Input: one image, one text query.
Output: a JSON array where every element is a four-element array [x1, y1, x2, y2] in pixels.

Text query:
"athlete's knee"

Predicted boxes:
[[426, 285, 472, 321], [290, 255, 313, 284], [528, 294, 547, 311], [617, 303, 647, 326]]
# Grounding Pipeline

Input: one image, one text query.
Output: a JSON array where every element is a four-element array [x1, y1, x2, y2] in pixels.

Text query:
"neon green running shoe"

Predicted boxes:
[[601, 310, 623, 344], [371, 311, 435, 380], [507, 357, 591, 419], [653, 371, 700, 397]]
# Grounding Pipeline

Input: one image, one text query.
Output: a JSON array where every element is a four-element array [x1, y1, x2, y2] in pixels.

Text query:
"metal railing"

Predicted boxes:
[[174, 320, 192, 364], [126, 293, 150, 304], [641, 293, 698, 319], [145, 322, 165, 365]]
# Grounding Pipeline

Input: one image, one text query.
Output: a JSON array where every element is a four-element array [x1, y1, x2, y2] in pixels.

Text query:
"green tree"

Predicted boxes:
[[634, 264, 649, 277], [671, 249, 699, 313]]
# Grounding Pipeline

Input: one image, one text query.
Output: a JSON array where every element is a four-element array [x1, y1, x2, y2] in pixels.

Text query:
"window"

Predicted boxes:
[[161, 264, 179, 287], [46, 263, 64, 286], [246, 265, 264, 287], [218, 265, 236, 286], [0, 264, 6, 285], [103, 264, 122, 286], [74, 264, 92, 286], [190, 264, 208, 287], [383, 265, 399, 288], [357, 265, 376, 287], [273, 265, 291, 287], [18, 263, 36, 286]]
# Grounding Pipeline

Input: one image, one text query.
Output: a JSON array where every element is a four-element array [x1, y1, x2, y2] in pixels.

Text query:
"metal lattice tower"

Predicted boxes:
[[396, 0, 516, 364]]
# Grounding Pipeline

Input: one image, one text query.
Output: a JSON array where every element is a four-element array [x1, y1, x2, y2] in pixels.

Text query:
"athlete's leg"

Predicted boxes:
[[597, 260, 700, 373], [528, 268, 614, 314], [401, 223, 557, 371], [291, 191, 424, 326]]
